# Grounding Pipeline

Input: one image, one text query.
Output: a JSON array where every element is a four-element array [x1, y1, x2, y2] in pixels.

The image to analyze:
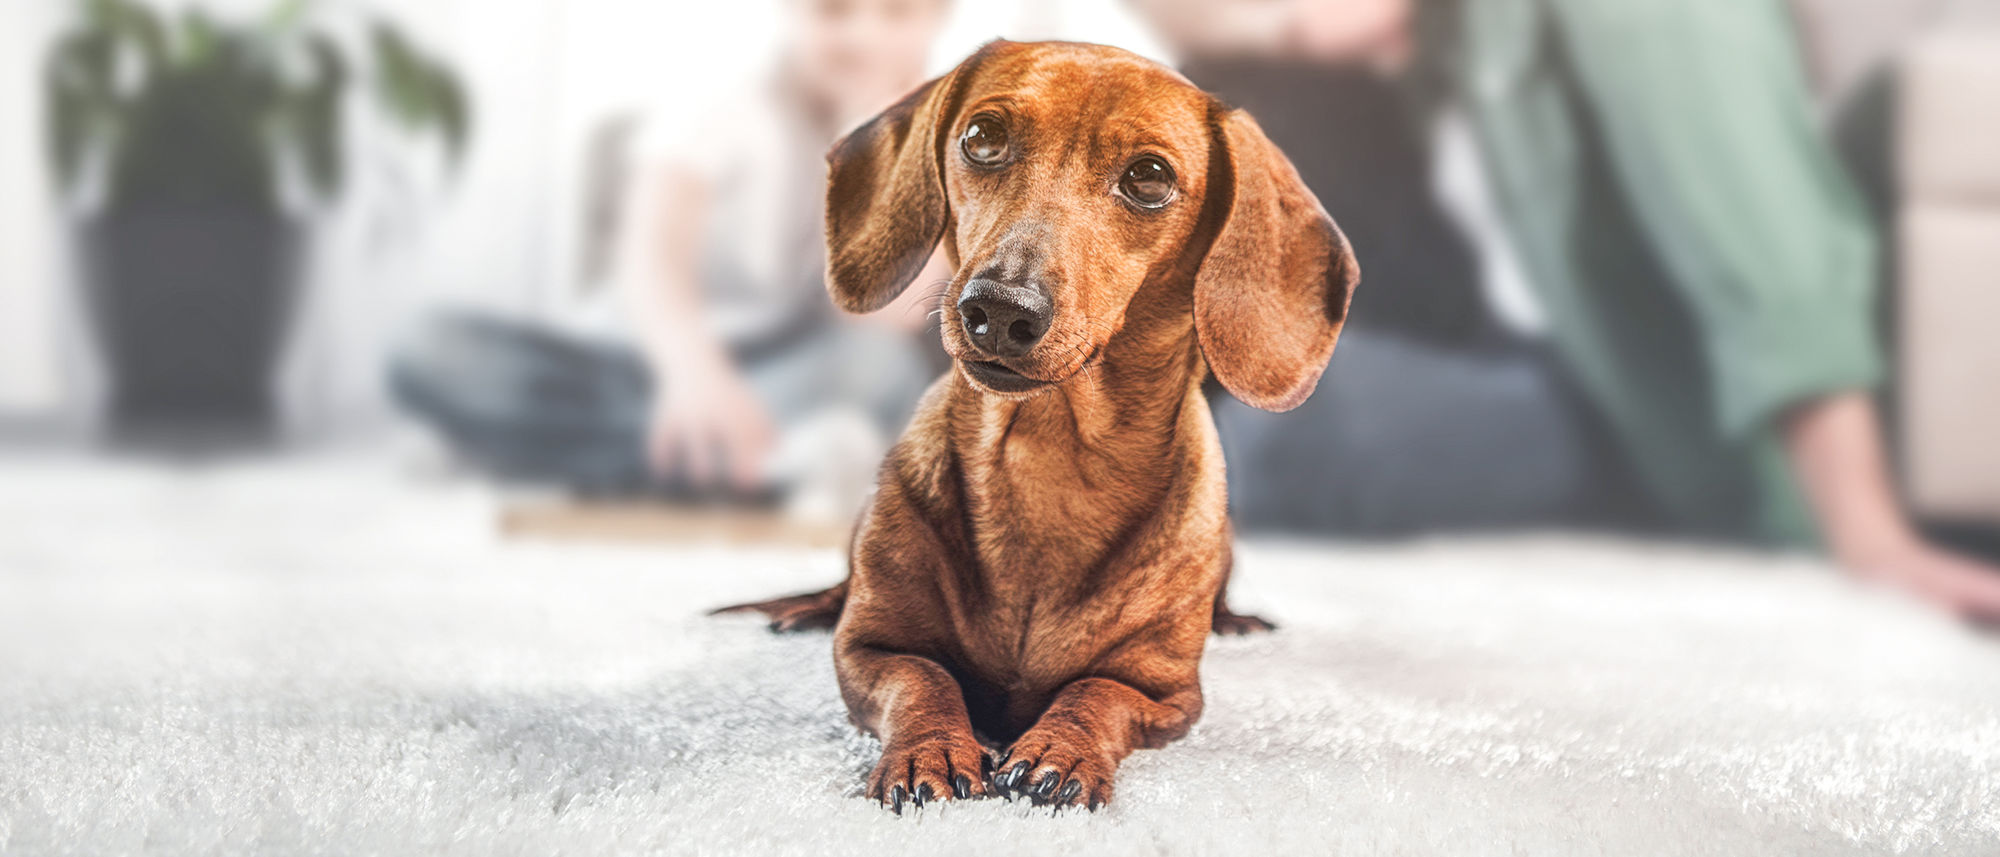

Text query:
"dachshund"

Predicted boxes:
[[716, 40, 1358, 812]]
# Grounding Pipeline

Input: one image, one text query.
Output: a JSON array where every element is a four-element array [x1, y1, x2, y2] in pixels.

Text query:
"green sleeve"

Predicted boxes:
[[1542, 0, 1884, 438]]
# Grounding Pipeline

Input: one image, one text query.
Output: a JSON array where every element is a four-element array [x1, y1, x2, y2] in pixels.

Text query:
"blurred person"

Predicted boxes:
[[391, 0, 952, 506], [1128, 0, 2000, 620]]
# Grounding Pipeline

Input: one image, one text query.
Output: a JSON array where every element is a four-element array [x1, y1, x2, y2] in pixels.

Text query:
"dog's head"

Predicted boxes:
[[825, 40, 1357, 411]]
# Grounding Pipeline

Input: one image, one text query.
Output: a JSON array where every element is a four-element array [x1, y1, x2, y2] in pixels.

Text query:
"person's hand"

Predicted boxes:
[[1785, 393, 2000, 626], [1839, 534, 2000, 626], [646, 358, 776, 494]]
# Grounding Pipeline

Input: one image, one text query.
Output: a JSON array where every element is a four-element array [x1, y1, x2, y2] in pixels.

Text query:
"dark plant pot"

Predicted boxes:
[[77, 204, 303, 438]]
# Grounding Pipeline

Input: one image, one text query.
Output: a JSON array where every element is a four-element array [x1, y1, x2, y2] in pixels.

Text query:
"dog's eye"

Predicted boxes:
[[961, 114, 1010, 166], [1120, 157, 1176, 208]]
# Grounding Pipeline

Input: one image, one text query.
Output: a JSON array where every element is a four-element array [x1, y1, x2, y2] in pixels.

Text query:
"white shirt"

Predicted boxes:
[[1430, 107, 1548, 338]]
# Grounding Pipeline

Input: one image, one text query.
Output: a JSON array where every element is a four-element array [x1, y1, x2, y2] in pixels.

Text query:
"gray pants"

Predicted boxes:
[[1215, 329, 1635, 537], [388, 311, 935, 497]]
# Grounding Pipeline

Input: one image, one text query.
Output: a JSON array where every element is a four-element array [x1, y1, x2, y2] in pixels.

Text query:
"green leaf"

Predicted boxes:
[[44, 32, 123, 193], [110, 0, 168, 72], [430, 63, 470, 168], [263, 0, 314, 36], [283, 33, 348, 199], [179, 7, 218, 66], [365, 20, 470, 171], [46, 0, 470, 210]]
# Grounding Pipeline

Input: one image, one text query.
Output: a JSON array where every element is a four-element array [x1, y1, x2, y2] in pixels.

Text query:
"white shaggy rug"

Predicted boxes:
[[3, 451, 2000, 856]]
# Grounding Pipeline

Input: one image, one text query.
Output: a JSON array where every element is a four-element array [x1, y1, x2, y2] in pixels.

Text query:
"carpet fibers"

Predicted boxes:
[[3, 453, 1998, 856]]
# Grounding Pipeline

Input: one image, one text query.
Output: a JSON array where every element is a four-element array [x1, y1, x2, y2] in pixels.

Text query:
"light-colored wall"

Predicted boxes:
[[283, 0, 572, 438], [0, 2, 65, 423], [0, 0, 1162, 438]]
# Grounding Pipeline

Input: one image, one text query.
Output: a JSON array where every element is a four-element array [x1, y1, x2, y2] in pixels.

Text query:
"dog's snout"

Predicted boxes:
[[958, 279, 1051, 358]]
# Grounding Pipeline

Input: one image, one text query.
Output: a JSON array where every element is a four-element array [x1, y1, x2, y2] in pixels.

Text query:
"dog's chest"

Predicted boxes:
[[947, 489, 1220, 681], [962, 437, 1162, 566]]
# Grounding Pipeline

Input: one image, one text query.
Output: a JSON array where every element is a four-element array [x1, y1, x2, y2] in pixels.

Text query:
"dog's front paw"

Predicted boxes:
[[993, 728, 1115, 810], [866, 732, 993, 813]]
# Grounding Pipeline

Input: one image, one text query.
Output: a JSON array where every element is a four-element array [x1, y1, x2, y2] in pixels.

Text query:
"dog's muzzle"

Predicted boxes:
[[956, 278, 1054, 393], [958, 279, 1050, 359]]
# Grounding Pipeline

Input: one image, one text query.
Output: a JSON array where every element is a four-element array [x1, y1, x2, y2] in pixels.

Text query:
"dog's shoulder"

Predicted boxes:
[[863, 377, 973, 553]]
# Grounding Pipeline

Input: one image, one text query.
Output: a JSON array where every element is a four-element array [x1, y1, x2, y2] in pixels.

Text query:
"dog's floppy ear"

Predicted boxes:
[[1194, 108, 1360, 412], [824, 44, 996, 313]]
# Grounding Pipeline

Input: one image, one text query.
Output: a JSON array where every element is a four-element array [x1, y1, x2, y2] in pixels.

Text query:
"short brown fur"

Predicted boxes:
[[717, 40, 1357, 811]]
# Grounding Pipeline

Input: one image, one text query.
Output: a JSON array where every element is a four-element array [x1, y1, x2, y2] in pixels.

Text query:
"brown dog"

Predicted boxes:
[[719, 40, 1357, 811]]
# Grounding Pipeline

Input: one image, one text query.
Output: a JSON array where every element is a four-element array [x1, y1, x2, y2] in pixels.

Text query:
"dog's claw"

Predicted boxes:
[[1031, 770, 1060, 799], [996, 730, 1116, 809], [867, 734, 993, 812]]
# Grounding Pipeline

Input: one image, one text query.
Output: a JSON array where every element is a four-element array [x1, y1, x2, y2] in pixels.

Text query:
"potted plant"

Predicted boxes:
[[45, 0, 468, 438]]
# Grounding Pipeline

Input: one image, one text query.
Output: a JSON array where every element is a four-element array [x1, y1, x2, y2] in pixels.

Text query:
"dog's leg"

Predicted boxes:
[[1211, 537, 1276, 635], [992, 677, 1199, 809], [1211, 599, 1277, 635], [839, 646, 993, 812], [707, 581, 848, 632]]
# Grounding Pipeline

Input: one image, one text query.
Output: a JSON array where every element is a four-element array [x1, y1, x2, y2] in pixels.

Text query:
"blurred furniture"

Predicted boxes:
[[1788, 1, 2000, 527], [1896, 31, 2000, 526], [1789, 0, 2000, 107]]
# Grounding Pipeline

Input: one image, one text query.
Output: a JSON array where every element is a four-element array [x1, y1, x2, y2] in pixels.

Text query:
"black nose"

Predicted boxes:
[[957, 279, 1051, 358]]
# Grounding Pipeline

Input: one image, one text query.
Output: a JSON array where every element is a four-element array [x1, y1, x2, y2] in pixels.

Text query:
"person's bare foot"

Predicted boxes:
[[1839, 536, 2000, 626]]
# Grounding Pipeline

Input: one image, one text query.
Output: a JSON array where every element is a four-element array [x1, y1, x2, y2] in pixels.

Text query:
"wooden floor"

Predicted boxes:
[[500, 499, 849, 548]]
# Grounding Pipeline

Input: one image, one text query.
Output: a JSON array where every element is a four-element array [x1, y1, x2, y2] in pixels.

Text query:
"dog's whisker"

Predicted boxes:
[[1036, 321, 1110, 379], [896, 279, 956, 321]]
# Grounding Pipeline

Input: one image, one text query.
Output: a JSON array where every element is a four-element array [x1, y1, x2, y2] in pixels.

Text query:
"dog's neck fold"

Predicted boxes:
[[948, 293, 1212, 571]]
